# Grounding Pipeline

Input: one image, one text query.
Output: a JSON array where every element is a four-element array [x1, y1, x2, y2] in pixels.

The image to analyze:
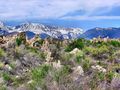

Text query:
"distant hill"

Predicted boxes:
[[81, 27, 120, 39]]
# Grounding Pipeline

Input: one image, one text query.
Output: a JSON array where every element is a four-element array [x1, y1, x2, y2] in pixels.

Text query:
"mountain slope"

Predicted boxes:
[[82, 27, 120, 39]]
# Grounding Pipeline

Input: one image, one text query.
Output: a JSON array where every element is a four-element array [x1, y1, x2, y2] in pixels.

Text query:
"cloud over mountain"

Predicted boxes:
[[0, 0, 120, 21]]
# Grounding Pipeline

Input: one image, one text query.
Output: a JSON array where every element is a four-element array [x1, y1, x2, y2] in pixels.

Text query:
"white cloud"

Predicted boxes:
[[0, 0, 120, 20], [61, 16, 120, 20]]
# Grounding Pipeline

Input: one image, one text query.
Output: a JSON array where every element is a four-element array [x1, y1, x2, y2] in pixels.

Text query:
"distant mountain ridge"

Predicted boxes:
[[0, 22, 83, 39], [0, 21, 120, 39], [81, 27, 120, 39]]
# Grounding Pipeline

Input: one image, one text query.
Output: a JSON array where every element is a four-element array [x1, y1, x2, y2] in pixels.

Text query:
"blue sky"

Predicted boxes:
[[0, 0, 120, 30]]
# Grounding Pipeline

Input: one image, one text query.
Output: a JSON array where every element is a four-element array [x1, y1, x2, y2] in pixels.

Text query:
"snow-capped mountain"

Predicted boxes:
[[0, 21, 4, 28], [0, 21, 13, 31], [2, 21, 120, 40], [1, 22, 83, 39]]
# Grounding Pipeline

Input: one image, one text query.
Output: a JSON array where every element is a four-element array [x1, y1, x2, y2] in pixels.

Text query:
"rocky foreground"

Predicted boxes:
[[0, 33, 120, 90]]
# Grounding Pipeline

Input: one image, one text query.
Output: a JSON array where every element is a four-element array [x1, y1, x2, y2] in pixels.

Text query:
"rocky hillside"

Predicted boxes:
[[0, 33, 119, 90]]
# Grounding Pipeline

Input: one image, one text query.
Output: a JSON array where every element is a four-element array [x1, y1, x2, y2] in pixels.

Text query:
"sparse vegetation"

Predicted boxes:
[[106, 71, 115, 82], [0, 35, 120, 90], [76, 50, 84, 63], [82, 57, 91, 71], [65, 38, 85, 52], [54, 65, 71, 83], [31, 65, 50, 85], [16, 38, 22, 46], [0, 48, 5, 57], [2, 73, 11, 82]]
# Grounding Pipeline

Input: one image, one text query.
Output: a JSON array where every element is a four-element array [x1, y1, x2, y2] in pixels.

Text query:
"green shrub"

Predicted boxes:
[[31, 65, 50, 83], [12, 76, 26, 87], [2, 73, 11, 81], [0, 48, 5, 57], [76, 50, 84, 63], [84, 40, 92, 46], [82, 58, 91, 71], [92, 41, 108, 47], [74, 39, 84, 49], [93, 45, 109, 56], [84, 45, 110, 59], [0, 85, 6, 90], [26, 46, 38, 53], [90, 71, 105, 89], [108, 40, 120, 47], [30, 65, 50, 89], [61, 53, 72, 61], [92, 40, 120, 48], [83, 46, 93, 55], [96, 72, 105, 81], [27, 81, 36, 90], [16, 38, 22, 46], [106, 71, 115, 82], [97, 61, 107, 67], [65, 45, 73, 52], [54, 65, 71, 83], [26, 46, 46, 59], [65, 38, 85, 52]]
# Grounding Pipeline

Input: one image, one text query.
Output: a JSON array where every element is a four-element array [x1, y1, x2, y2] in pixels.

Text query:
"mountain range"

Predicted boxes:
[[0, 22, 83, 39], [0, 21, 120, 39], [81, 27, 120, 39]]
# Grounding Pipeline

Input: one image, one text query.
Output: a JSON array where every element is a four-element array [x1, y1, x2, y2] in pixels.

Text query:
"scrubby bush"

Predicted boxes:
[[84, 45, 110, 59], [54, 65, 71, 83], [2, 72, 11, 81], [26, 46, 46, 59], [106, 71, 115, 82], [93, 40, 120, 47], [29, 65, 51, 90], [108, 40, 120, 47], [16, 38, 22, 46], [60, 52, 72, 61], [65, 38, 85, 52], [0, 48, 5, 57], [0, 85, 6, 90], [96, 72, 105, 81], [26, 46, 38, 53], [93, 45, 109, 56], [76, 50, 84, 63], [31, 65, 50, 84], [16, 32, 27, 46], [97, 61, 107, 67], [83, 46, 94, 55], [90, 71, 106, 89], [82, 57, 91, 71], [92, 41, 108, 47], [14, 47, 22, 59]]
